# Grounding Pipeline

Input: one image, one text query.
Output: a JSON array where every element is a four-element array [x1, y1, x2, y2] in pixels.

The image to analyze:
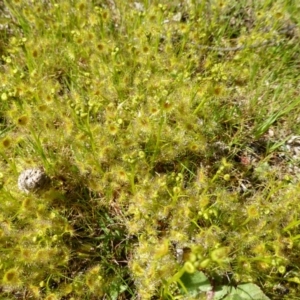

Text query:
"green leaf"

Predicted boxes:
[[109, 283, 128, 300], [213, 285, 233, 300], [223, 283, 270, 300], [179, 271, 211, 296]]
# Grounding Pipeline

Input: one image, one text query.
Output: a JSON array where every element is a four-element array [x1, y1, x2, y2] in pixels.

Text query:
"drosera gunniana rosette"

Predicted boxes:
[[18, 167, 50, 194]]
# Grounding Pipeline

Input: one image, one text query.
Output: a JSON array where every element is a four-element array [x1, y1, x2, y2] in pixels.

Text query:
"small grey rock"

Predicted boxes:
[[287, 136, 300, 159], [18, 168, 50, 193]]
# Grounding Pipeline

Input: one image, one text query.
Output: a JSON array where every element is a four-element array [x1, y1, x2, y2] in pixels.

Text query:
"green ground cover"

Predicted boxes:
[[0, 0, 300, 299]]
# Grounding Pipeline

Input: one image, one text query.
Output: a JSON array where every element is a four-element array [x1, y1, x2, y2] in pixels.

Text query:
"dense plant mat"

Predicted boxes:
[[0, 0, 300, 299]]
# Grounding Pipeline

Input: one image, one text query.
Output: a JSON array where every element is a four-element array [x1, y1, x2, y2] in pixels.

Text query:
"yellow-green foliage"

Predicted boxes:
[[0, 0, 300, 299]]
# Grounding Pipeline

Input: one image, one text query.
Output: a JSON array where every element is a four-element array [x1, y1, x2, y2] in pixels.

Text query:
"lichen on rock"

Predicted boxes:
[[18, 168, 50, 193]]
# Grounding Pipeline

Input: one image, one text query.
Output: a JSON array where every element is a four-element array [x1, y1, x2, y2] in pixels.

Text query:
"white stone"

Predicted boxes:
[[18, 168, 50, 193], [287, 136, 300, 159]]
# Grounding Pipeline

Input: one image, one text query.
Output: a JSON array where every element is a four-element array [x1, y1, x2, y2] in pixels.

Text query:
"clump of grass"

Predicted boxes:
[[0, 0, 300, 299]]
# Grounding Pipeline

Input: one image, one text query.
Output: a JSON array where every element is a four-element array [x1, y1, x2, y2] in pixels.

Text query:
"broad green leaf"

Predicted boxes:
[[108, 281, 129, 300], [223, 283, 270, 300], [213, 285, 233, 300], [179, 271, 211, 296], [224, 294, 244, 300]]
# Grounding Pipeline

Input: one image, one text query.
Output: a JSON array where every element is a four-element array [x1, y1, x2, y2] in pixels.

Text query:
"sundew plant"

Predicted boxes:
[[0, 0, 300, 299]]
